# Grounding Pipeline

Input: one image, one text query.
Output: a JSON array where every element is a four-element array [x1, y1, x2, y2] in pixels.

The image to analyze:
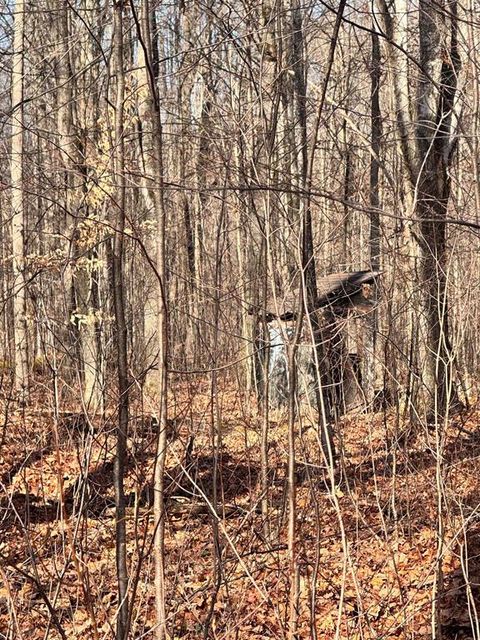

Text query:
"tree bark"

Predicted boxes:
[[112, 2, 129, 636], [132, 1, 169, 636], [10, 0, 28, 399], [56, 0, 102, 409], [364, 25, 382, 407], [377, 0, 460, 420]]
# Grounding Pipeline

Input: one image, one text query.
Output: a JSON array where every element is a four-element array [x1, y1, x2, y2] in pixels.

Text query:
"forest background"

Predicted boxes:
[[1, 0, 480, 638]]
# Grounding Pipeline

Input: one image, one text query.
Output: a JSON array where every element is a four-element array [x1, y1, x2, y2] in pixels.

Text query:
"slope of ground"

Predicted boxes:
[[0, 382, 479, 639]]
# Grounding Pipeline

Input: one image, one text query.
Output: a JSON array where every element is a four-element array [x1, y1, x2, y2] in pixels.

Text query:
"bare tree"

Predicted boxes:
[[55, 0, 102, 409], [132, 1, 169, 636], [112, 1, 129, 636], [363, 24, 382, 406], [10, 0, 28, 398], [376, 0, 461, 420]]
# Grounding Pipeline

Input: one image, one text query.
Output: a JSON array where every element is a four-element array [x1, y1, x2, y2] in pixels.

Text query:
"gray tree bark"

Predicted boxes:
[[56, 0, 102, 409], [112, 2, 129, 636], [377, 0, 460, 420], [132, 1, 169, 636], [364, 24, 382, 407], [10, 0, 28, 399]]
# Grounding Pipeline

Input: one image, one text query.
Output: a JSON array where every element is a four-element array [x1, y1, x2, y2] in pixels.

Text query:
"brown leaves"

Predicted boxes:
[[1, 394, 480, 637]]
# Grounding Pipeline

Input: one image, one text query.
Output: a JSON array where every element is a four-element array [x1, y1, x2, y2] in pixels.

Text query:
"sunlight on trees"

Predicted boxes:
[[0, 0, 480, 638]]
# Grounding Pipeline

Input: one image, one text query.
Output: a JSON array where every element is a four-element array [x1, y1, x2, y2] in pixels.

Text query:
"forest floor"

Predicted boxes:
[[0, 379, 479, 639]]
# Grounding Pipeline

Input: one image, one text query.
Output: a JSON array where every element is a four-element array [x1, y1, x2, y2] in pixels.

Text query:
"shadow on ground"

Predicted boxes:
[[441, 523, 480, 639], [0, 445, 260, 527]]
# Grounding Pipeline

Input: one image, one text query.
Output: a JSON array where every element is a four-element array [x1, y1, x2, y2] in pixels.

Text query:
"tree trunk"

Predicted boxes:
[[414, 0, 460, 420], [132, 1, 169, 636], [56, 0, 101, 409], [112, 2, 129, 636], [135, 6, 158, 389], [11, 0, 28, 399], [364, 25, 382, 407], [377, 0, 460, 420]]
